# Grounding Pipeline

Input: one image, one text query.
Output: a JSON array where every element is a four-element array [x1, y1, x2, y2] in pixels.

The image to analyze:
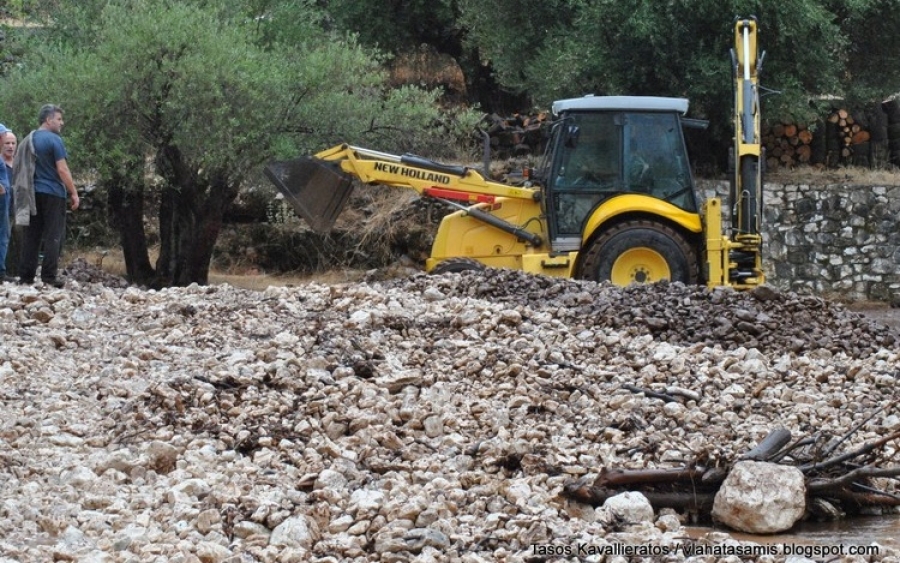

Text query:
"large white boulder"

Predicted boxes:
[[602, 491, 654, 524], [270, 515, 319, 549], [712, 461, 806, 533]]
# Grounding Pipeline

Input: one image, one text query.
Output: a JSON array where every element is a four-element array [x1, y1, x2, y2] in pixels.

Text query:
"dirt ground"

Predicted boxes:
[[847, 301, 900, 334]]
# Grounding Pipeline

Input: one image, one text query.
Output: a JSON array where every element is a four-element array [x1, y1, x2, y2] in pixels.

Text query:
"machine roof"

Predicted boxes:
[[552, 95, 689, 115]]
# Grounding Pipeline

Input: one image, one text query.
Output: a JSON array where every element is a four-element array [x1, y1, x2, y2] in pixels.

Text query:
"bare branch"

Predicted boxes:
[[800, 430, 900, 473]]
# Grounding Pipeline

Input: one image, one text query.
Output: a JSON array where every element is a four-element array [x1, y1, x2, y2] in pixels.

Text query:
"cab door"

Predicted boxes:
[[545, 112, 623, 252]]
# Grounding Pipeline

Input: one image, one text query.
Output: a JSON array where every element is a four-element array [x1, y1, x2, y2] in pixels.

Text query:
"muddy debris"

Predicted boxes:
[[385, 269, 898, 356], [1, 267, 899, 562]]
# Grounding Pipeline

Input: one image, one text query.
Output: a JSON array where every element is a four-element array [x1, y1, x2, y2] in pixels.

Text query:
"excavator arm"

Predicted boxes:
[[265, 143, 539, 234], [732, 17, 763, 239], [706, 16, 766, 289]]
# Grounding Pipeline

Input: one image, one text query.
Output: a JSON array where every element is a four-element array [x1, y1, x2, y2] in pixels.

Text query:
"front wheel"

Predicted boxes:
[[578, 220, 698, 285]]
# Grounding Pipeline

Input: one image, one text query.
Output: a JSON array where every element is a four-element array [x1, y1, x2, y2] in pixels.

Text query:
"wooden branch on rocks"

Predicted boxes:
[[851, 483, 900, 503], [562, 418, 900, 524], [621, 384, 678, 403], [800, 430, 900, 473], [562, 483, 716, 511], [808, 487, 900, 507], [665, 386, 702, 402], [808, 465, 900, 494], [821, 405, 885, 458], [770, 436, 817, 463], [595, 466, 704, 487], [739, 427, 792, 461]]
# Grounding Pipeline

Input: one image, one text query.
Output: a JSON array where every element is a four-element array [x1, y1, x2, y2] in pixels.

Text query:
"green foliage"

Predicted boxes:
[[825, 0, 900, 104], [495, 0, 844, 120], [1, 0, 29, 19], [6, 0, 451, 165], [323, 0, 460, 55], [458, 0, 576, 97], [242, 0, 329, 50]]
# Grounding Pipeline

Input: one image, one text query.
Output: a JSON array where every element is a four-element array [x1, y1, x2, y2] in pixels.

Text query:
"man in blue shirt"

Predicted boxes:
[[0, 123, 12, 282], [17, 104, 80, 288]]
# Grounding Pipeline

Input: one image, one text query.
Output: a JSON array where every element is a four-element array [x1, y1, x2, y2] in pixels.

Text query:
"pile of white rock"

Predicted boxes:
[[1, 271, 898, 562]]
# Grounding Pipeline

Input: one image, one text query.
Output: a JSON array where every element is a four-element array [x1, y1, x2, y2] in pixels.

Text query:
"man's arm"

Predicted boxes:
[[56, 158, 80, 210]]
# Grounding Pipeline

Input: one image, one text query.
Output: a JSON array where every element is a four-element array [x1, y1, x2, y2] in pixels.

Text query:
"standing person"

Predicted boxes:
[[2, 130, 15, 186], [2, 130, 19, 279], [17, 104, 80, 288], [0, 124, 12, 282]]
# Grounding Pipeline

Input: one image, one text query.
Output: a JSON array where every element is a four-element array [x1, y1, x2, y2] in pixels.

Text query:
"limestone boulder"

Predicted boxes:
[[712, 461, 806, 533]]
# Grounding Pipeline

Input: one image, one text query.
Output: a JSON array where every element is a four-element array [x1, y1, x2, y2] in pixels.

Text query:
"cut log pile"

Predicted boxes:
[[829, 109, 866, 165], [762, 106, 888, 171], [763, 121, 814, 170], [562, 399, 900, 531], [481, 112, 551, 159], [758, 102, 900, 171]]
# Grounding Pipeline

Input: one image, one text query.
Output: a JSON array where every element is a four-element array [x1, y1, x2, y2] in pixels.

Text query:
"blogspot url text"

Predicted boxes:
[[532, 541, 881, 558]]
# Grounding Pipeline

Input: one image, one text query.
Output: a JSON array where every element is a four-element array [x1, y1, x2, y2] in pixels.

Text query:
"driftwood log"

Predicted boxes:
[[563, 398, 900, 521]]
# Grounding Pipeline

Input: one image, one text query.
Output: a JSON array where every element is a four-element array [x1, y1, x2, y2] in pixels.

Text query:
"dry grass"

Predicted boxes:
[[66, 248, 366, 291], [764, 165, 900, 185], [343, 186, 420, 253]]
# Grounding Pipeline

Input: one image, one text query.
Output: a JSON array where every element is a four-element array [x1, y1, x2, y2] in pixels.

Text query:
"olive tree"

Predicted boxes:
[[2, 0, 450, 286]]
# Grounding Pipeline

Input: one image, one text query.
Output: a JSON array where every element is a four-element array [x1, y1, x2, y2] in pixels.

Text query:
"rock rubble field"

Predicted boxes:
[[2, 266, 900, 562]]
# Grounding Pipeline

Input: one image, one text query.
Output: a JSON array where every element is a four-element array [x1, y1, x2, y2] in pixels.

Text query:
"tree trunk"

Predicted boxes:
[[156, 145, 200, 287], [155, 146, 240, 287], [106, 177, 156, 285], [156, 185, 195, 287], [185, 174, 235, 285]]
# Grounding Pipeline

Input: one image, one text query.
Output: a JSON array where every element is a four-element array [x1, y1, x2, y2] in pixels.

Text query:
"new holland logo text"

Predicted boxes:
[[374, 162, 451, 184]]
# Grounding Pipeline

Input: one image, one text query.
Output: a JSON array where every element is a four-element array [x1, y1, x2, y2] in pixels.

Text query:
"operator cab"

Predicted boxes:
[[535, 96, 699, 252]]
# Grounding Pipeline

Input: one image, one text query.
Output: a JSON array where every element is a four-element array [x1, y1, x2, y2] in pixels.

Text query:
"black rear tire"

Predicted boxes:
[[578, 219, 698, 285], [430, 258, 487, 275]]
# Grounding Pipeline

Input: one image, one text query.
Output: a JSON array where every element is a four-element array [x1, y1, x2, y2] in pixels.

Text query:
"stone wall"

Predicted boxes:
[[696, 180, 900, 302]]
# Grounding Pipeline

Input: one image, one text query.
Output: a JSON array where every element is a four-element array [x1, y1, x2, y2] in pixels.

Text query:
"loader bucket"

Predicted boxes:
[[264, 157, 355, 233]]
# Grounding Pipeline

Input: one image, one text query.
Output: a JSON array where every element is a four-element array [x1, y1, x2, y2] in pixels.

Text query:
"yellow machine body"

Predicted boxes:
[[425, 193, 704, 279]]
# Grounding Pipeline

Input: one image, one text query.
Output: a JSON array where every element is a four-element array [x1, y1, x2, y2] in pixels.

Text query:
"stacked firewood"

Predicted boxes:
[[762, 104, 890, 170], [763, 121, 814, 169], [825, 108, 872, 167], [482, 111, 551, 158]]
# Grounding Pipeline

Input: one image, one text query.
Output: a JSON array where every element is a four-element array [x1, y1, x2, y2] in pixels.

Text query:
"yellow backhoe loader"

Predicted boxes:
[[265, 17, 765, 289]]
